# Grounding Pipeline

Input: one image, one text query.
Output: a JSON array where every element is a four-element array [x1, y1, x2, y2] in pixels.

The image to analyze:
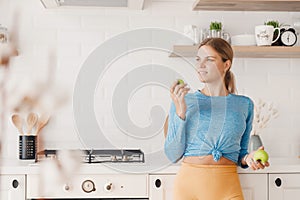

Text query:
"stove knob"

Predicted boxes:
[[82, 180, 96, 193], [64, 184, 71, 191], [104, 183, 113, 192]]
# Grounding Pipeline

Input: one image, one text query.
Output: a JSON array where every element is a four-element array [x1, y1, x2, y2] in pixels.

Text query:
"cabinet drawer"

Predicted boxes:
[[239, 174, 268, 200], [269, 173, 300, 200], [27, 174, 148, 199], [0, 175, 26, 200]]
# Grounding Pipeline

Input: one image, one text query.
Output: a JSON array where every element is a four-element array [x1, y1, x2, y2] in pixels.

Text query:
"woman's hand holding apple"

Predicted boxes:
[[170, 79, 190, 120], [246, 146, 270, 170]]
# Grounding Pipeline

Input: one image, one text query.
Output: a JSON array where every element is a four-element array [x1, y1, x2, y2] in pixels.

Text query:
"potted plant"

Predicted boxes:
[[249, 99, 279, 152], [209, 21, 223, 38], [210, 21, 222, 31], [264, 20, 281, 46]]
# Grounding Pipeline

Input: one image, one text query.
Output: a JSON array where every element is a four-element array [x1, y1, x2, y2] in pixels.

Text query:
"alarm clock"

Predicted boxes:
[[279, 27, 297, 46]]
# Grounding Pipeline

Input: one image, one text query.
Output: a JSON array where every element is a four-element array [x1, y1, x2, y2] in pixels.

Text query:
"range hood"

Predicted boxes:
[[40, 0, 145, 9]]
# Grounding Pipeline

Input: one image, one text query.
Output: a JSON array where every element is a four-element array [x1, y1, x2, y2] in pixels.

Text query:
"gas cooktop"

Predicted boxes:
[[35, 149, 145, 163]]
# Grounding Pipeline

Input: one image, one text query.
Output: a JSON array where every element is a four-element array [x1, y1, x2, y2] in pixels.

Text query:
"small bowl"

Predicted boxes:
[[231, 34, 256, 46]]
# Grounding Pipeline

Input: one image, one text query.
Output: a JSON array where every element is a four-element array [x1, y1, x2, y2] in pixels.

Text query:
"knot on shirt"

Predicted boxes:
[[212, 149, 222, 162]]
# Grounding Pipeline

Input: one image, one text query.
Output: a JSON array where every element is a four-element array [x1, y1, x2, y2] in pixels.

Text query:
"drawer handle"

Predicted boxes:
[[12, 179, 19, 188], [275, 178, 282, 187], [155, 179, 161, 188]]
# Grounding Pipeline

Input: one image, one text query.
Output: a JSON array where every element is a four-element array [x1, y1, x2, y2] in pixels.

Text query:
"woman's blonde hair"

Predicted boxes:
[[199, 38, 237, 94]]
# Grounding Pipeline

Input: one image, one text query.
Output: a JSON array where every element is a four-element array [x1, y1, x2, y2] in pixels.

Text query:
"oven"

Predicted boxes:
[[27, 173, 149, 199], [27, 149, 149, 200]]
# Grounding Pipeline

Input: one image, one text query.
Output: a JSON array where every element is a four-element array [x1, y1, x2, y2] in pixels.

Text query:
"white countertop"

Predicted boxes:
[[1, 157, 300, 175]]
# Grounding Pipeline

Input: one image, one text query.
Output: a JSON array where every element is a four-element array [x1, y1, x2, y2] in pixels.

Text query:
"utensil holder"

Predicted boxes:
[[19, 135, 36, 160]]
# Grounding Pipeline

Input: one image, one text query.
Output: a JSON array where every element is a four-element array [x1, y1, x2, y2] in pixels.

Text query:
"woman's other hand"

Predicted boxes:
[[246, 146, 270, 170], [170, 80, 190, 120]]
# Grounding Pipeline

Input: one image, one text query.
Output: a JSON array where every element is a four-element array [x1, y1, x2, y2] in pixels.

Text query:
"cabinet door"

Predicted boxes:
[[149, 174, 268, 200], [149, 174, 176, 200], [239, 174, 268, 200], [269, 174, 300, 200], [0, 175, 26, 200]]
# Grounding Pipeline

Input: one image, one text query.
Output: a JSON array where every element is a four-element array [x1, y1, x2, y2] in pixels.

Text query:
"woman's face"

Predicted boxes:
[[195, 45, 229, 84]]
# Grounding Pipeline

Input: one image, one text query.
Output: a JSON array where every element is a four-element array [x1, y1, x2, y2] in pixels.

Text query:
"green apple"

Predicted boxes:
[[253, 149, 269, 164], [177, 79, 184, 85]]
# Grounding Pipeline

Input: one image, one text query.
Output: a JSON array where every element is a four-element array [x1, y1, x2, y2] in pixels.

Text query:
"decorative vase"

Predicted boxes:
[[248, 135, 263, 152]]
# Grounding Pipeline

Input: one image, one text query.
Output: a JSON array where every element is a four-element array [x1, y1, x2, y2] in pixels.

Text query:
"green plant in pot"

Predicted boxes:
[[264, 20, 281, 46], [210, 21, 222, 31], [209, 21, 222, 38]]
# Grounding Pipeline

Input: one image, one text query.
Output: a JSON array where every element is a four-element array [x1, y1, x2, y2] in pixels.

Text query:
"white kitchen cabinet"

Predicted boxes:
[[27, 174, 148, 199], [149, 173, 268, 200], [269, 173, 300, 200], [0, 175, 26, 200], [239, 174, 268, 200], [149, 174, 176, 200]]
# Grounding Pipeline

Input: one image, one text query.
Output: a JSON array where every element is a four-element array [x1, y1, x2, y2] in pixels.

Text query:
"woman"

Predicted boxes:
[[164, 38, 269, 200]]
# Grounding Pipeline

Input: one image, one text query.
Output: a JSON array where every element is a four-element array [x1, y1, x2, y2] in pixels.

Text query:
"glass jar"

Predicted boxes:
[[0, 25, 8, 43]]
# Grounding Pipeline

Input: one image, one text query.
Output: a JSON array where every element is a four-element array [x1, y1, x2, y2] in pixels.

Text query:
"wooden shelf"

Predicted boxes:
[[170, 45, 300, 58], [192, 0, 300, 11]]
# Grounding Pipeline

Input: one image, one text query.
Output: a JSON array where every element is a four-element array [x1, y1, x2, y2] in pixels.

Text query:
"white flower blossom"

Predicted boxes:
[[251, 99, 279, 135]]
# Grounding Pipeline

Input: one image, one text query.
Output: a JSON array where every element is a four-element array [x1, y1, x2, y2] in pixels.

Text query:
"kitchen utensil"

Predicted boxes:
[[199, 28, 208, 43], [26, 112, 38, 135], [34, 114, 50, 136], [19, 135, 36, 160], [207, 29, 230, 43], [184, 25, 200, 44], [12, 114, 24, 135], [0, 25, 8, 43]]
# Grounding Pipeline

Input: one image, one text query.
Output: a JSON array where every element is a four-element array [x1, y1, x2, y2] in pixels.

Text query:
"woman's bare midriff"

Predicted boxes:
[[183, 155, 236, 165]]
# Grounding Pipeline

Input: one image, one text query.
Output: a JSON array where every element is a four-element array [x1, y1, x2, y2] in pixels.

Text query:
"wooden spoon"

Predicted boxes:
[[11, 114, 24, 135], [34, 114, 50, 136], [26, 112, 38, 135]]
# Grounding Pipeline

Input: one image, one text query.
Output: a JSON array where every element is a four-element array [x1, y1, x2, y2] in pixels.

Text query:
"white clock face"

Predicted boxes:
[[281, 31, 297, 46]]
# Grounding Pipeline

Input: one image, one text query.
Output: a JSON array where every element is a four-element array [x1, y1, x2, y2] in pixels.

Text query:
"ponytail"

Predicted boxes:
[[225, 70, 237, 94]]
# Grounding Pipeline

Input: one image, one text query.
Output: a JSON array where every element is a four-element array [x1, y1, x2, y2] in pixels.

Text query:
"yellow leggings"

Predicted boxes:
[[173, 162, 244, 200]]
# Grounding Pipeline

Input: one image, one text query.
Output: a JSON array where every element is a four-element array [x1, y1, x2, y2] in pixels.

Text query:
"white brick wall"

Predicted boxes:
[[1, 0, 300, 160]]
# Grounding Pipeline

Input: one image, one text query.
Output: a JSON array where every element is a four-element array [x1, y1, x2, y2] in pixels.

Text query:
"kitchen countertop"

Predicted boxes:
[[1, 157, 300, 175]]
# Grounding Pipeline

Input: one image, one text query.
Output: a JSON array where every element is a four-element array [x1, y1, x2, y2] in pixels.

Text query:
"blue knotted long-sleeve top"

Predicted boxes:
[[164, 90, 254, 168]]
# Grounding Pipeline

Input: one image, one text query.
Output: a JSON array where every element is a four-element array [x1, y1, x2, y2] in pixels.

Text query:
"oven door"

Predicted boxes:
[[27, 174, 148, 199]]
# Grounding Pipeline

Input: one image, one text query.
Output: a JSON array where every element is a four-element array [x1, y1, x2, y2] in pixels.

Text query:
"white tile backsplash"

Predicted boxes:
[[34, 13, 82, 29], [1, 0, 300, 160], [129, 16, 175, 29], [150, 1, 197, 16], [82, 16, 129, 29]]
